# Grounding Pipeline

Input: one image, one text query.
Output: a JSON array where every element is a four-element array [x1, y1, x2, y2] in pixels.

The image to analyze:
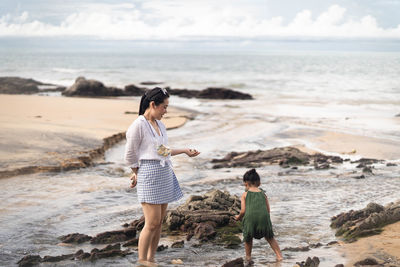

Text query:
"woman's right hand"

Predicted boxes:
[[130, 172, 137, 188], [185, 148, 200, 157]]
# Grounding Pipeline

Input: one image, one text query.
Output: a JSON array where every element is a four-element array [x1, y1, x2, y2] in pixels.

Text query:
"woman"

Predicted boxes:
[[124, 87, 200, 266]]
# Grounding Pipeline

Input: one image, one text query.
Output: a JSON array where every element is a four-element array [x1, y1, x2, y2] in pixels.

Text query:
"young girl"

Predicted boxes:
[[235, 169, 283, 264]]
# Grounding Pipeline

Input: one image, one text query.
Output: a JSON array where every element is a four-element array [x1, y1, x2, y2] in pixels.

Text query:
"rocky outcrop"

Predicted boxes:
[[0, 77, 60, 94], [331, 201, 400, 242], [294, 257, 320, 267], [167, 87, 253, 100], [17, 243, 132, 266], [0, 132, 126, 179], [211, 146, 343, 169], [164, 190, 241, 246], [62, 77, 126, 97]]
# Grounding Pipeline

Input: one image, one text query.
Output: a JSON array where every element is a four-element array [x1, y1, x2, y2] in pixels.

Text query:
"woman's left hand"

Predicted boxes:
[[185, 148, 200, 157]]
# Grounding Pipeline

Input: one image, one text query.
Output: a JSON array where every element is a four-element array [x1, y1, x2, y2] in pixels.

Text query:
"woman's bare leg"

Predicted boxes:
[[266, 237, 283, 261], [147, 203, 168, 262], [138, 203, 163, 263]]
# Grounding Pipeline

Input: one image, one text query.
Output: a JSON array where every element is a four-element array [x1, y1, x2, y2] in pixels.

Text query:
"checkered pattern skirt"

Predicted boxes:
[[137, 160, 183, 204]]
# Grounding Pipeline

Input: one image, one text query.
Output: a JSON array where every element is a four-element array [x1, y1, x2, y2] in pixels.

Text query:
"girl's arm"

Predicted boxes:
[[265, 194, 271, 213], [235, 192, 247, 221], [171, 148, 200, 157]]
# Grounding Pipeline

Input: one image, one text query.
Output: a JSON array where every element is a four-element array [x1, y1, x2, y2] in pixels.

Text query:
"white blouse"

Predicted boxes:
[[124, 115, 172, 168]]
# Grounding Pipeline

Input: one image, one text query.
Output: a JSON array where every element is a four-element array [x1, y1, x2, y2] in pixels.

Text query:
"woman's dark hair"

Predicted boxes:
[[243, 168, 261, 186], [139, 87, 170, 115]]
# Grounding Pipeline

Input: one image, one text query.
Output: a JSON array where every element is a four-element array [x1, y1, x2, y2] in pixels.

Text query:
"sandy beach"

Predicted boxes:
[[338, 221, 400, 266], [0, 94, 192, 178]]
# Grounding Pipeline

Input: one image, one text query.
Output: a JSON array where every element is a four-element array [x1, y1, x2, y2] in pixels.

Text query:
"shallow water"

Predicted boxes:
[[1, 97, 400, 267]]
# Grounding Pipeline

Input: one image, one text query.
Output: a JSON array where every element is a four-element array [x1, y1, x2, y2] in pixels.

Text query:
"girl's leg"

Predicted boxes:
[[244, 239, 253, 261], [138, 203, 163, 263], [266, 237, 283, 261], [147, 203, 168, 262]]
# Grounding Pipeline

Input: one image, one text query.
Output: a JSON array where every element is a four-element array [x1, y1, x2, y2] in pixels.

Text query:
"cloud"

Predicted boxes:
[[0, 3, 399, 40]]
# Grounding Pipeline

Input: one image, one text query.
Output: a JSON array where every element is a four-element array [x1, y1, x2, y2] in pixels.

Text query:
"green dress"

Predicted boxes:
[[242, 190, 274, 242]]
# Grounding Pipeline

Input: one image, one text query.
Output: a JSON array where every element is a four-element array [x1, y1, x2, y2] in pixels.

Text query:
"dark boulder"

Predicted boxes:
[[0, 77, 49, 94], [167, 86, 253, 100], [222, 257, 244, 267], [90, 228, 136, 244], [197, 87, 253, 100], [124, 84, 146, 96], [62, 77, 125, 97]]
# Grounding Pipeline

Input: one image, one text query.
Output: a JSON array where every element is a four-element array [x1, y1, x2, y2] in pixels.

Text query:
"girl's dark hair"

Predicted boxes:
[[139, 87, 170, 115], [243, 168, 261, 186]]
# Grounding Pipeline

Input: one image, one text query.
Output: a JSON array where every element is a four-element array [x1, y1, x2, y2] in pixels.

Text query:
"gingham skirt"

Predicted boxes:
[[137, 160, 183, 204]]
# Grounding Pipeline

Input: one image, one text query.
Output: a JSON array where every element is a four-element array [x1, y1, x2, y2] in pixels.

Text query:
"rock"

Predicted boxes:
[[194, 222, 217, 241], [17, 255, 42, 267], [222, 257, 244, 267], [157, 244, 168, 252], [90, 228, 136, 244], [353, 174, 365, 179], [74, 249, 90, 260], [386, 163, 397, 167], [211, 146, 345, 169], [124, 84, 146, 96], [167, 86, 253, 100], [171, 240, 184, 248], [58, 233, 92, 244], [88, 243, 132, 261], [197, 87, 253, 100], [282, 246, 310, 252], [130, 216, 145, 231], [331, 201, 400, 241], [140, 81, 163, 85], [296, 257, 320, 267], [0, 77, 49, 94], [327, 241, 338, 246], [62, 77, 125, 97], [42, 254, 74, 262], [164, 190, 241, 245], [335, 264, 344, 267], [395, 113, 400, 117], [123, 237, 139, 247], [362, 167, 374, 174], [354, 257, 379, 266], [351, 158, 382, 165], [19, 244, 133, 265]]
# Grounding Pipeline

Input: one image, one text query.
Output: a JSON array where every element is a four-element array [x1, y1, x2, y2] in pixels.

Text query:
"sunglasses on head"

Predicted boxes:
[[146, 88, 168, 100]]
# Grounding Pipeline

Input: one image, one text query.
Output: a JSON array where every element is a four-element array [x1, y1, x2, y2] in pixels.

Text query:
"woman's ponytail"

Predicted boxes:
[[139, 94, 149, 115]]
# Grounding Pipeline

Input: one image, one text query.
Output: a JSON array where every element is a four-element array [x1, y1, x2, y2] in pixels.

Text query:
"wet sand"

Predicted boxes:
[[338, 221, 400, 266], [280, 128, 400, 160], [0, 94, 192, 177]]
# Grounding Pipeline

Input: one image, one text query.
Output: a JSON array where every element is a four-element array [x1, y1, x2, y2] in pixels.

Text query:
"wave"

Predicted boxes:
[[52, 68, 85, 74]]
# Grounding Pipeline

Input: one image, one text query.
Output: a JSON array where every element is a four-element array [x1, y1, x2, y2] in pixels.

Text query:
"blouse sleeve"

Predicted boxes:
[[124, 120, 142, 168]]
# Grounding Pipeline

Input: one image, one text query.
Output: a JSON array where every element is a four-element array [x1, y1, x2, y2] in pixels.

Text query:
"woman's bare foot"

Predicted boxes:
[[137, 260, 158, 267], [276, 256, 283, 262]]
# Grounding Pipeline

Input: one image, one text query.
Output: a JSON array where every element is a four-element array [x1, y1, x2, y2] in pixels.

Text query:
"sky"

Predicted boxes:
[[1, 0, 400, 41]]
